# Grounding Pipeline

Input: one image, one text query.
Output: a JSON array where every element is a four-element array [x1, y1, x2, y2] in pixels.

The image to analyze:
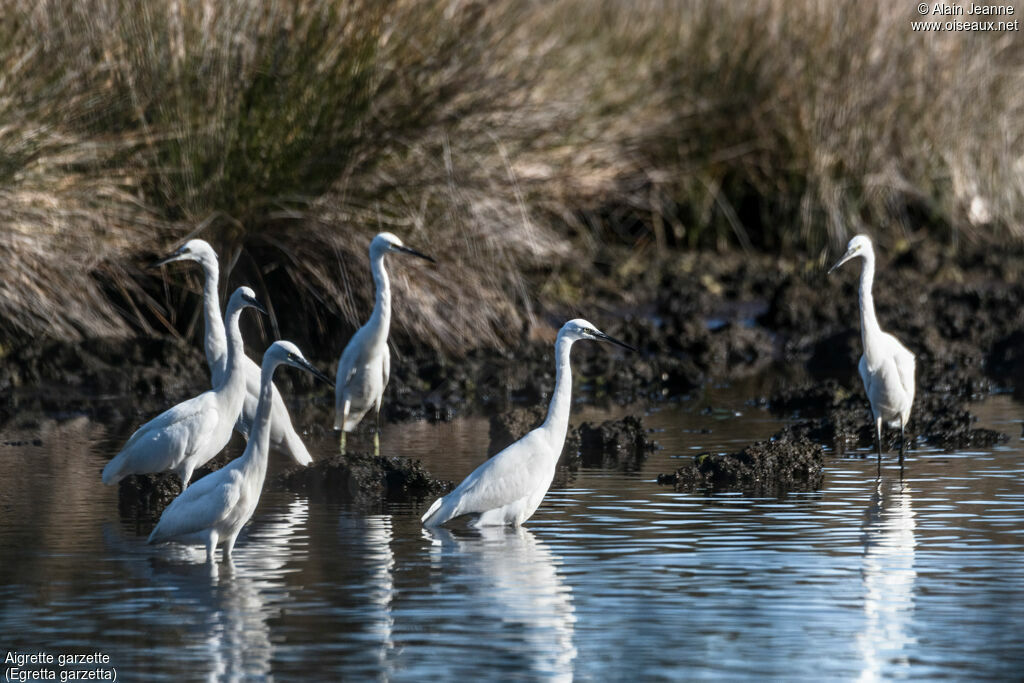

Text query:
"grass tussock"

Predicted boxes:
[[2, 0, 1023, 352]]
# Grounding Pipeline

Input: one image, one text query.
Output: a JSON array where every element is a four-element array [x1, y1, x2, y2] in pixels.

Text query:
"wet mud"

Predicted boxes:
[[657, 427, 824, 495], [277, 452, 452, 505], [5, 241, 1022, 501]]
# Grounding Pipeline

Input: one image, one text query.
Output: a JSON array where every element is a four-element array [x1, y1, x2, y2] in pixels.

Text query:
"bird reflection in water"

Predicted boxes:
[[857, 477, 916, 681], [425, 526, 577, 682]]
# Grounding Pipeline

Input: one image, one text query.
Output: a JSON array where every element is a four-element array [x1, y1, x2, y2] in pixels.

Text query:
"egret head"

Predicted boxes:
[[370, 232, 435, 263], [267, 340, 333, 385], [828, 234, 874, 274], [226, 286, 268, 316], [150, 239, 218, 270], [560, 318, 636, 351]]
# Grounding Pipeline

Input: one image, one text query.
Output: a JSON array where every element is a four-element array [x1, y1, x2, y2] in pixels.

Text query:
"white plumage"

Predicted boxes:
[[102, 287, 266, 488], [147, 341, 331, 563], [829, 234, 916, 464], [422, 319, 634, 528], [334, 232, 434, 454], [151, 239, 314, 467]]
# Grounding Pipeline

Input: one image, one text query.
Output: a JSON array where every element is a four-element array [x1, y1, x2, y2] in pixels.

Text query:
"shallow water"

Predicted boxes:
[[2, 387, 1024, 680]]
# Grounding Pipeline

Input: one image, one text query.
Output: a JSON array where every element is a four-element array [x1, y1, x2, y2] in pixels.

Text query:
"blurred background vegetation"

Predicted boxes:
[[2, 0, 1022, 354]]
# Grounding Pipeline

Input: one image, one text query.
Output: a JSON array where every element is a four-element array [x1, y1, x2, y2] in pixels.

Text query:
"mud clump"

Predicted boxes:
[[577, 415, 656, 471], [278, 453, 451, 504], [658, 428, 824, 495]]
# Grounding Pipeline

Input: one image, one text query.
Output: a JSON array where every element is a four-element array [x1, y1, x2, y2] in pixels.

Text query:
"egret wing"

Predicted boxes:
[[893, 343, 916, 399], [335, 335, 361, 413], [150, 468, 244, 541], [858, 354, 872, 402], [117, 393, 218, 472], [448, 431, 549, 516]]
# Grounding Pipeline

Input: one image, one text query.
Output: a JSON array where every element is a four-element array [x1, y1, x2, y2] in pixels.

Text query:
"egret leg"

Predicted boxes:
[[875, 416, 883, 464], [179, 464, 195, 492], [339, 399, 351, 455], [205, 531, 219, 564], [899, 415, 906, 470], [223, 533, 237, 562], [374, 408, 382, 457]]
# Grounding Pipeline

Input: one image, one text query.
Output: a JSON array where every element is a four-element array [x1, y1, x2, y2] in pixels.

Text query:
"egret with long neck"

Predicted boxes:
[[151, 240, 314, 467], [829, 234, 916, 468], [421, 319, 635, 528], [335, 232, 434, 455], [148, 341, 332, 563], [102, 287, 266, 489]]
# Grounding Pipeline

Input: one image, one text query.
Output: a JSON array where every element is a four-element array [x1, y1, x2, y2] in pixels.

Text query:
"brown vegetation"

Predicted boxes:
[[2, 0, 1022, 354]]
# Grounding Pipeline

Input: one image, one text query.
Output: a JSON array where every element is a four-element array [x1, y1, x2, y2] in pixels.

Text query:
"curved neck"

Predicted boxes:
[[367, 250, 392, 337], [858, 253, 884, 352], [243, 357, 280, 471], [540, 335, 575, 454], [220, 304, 248, 393], [201, 259, 227, 376]]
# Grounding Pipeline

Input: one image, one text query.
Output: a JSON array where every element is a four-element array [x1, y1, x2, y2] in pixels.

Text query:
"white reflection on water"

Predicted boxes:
[[336, 513, 395, 675], [425, 526, 577, 681], [857, 477, 916, 681], [106, 497, 309, 682]]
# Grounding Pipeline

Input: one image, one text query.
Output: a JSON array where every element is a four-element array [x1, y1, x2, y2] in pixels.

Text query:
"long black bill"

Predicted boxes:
[[149, 248, 184, 270], [595, 330, 637, 352], [827, 250, 855, 275], [293, 355, 333, 385], [396, 245, 436, 263], [242, 294, 269, 316]]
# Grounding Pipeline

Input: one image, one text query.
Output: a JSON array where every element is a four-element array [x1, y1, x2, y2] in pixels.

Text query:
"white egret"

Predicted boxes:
[[421, 319, 635, 528], [152, 240, 314, 467], [829, 234, 916, 465], [147, 341, 332, 563], [335, 232, 434, 455], [102, 287, 266, 488]]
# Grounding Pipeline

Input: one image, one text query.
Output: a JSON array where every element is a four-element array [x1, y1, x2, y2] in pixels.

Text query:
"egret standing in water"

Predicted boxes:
[[148, 341, 332, 563], [335, 232, 434, 455], [151, 240, 313, 467], [102, 287, 266, 489], [829, 235, 915, 466], [421, 319, 635, 528]]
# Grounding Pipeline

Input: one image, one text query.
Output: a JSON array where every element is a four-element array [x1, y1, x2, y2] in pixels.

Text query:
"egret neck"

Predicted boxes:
[[857, 249, 885, 367], [367, 248, 392, 350], [539, 333, 575, 454], [220, 296, 250, 402], [200, 255, 228, 383], [239, 355, 279, 486]]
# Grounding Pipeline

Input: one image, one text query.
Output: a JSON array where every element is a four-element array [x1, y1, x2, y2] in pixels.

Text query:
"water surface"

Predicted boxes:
[[2, 388, 1023, 680]]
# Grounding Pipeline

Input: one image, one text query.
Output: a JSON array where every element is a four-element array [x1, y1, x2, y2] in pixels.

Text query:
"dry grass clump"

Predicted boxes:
[[1, 0, 1023, 352]]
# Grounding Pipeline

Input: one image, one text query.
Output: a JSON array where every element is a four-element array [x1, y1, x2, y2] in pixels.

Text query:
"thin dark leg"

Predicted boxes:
[[899, 415, 906, 475], [875, 417, 883, 462]]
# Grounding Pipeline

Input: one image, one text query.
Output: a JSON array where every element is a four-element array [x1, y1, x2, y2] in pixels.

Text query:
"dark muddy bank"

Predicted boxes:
[[5, 242, 1023, 420], [657, 428, 824, 495], [3, 241, 1021, 501]]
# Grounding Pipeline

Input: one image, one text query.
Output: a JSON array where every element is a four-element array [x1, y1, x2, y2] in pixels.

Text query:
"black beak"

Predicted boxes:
[[395, 245, 436, 263], [292, 355, 332, 385], [242, 294, 269, 316], [149, 248, 184, 270], [594, 330, 637, 352]]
